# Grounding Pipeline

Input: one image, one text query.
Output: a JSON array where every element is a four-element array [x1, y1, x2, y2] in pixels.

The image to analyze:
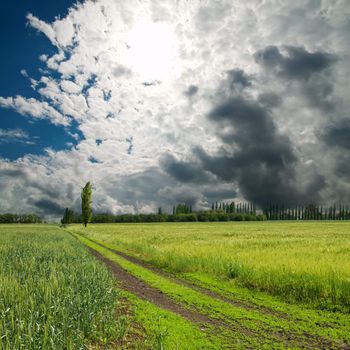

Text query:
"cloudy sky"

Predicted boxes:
[[0, 0, 350, 218]]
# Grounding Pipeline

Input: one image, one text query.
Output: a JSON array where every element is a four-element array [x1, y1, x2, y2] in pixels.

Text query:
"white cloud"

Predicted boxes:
[[0, 96, 69, 126], [0, 0, 349, 217], [26, 13, 57, 46], [20, 69, 28, 77], [0, 129, 34, 145], [60, 80, 82, 94]]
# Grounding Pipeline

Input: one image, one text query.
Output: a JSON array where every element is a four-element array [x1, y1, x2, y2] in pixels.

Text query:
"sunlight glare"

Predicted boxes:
[[125, 21, 180, 81]]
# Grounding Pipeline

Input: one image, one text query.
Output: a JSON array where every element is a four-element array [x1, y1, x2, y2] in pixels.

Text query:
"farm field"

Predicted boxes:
[[0, 225, 128, 349], [1, 222, 350, 349], [68, 221, 350, 349], [69, 221, 350, 310]]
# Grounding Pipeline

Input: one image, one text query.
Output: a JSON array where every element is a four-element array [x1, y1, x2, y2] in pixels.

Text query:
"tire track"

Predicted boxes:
[[94, 240, 288, 319], [87, 247, 258, 345], [76, 233, 347, 350]]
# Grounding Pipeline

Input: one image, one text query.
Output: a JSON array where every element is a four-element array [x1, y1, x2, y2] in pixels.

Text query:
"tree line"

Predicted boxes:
[[61, 210, 266, 224], [263, 203, 350, 220], [0, 213, 42, 224], [61, 201, 265, 224], [62, 200, 350, 225], [204, 202, 350, 221]]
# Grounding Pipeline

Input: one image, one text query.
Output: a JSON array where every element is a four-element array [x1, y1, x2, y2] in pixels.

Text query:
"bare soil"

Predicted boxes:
[[88, 248, 227, 330]]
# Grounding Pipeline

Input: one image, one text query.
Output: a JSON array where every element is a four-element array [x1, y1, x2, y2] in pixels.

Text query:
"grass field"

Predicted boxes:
[[0, 225, 122, 349], [68, 221, 350, 349], [69, 221, 350, 311], [2, 222, 350, 349]]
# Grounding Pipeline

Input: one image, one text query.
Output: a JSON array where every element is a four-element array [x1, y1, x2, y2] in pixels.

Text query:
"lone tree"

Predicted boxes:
[[81, 181, 92, 227]]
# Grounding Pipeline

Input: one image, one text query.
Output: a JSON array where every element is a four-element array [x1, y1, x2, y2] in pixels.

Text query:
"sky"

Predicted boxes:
[[0, 0, 350, 218]]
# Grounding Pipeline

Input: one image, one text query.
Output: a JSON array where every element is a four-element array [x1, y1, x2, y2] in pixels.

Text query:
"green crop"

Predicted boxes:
[[69, 221, 350, 311], [0, 225, 121, 349]]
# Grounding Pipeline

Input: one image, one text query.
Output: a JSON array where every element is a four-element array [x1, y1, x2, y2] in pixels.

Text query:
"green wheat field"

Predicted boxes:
[[1, 222, 350, 349]]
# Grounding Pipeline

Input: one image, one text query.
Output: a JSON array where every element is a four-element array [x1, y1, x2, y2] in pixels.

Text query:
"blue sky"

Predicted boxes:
[[0, 0, 349, 218], [0, 0, 79, 160]]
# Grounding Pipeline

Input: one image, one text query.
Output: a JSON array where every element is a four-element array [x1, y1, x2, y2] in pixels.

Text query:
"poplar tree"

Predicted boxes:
[[81, 181, 92, 227]]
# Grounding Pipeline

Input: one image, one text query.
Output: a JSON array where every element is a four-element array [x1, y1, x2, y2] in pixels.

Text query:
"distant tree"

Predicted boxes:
[[339, 204, 344, 220], [61, 208, 74, 225], [327, 206, 332, 220], [0, 213, 42, 223], [158, 207, 162, 215], [319, 206, 323, 220], [81, 182, 92, 227], [175, 203, 189, 214]]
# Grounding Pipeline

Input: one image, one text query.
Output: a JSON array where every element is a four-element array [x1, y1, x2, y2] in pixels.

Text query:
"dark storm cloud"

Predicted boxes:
[[151, 59, 331, 206], [158, 186, 201, 206], [189, 92, 304, 205], [254, 45, 336, 80], [105, 168, 179, 206], [102, 165, 239, 213], [103, 167, 205, 211], [322, 119, 350, 150], [184, 68, 327, 206], [258, 92, 281, 108], [184, 85, 198, 97], [32, 199, 64, 215], [203, 188, 237, 202], [334, 156, 350, 179], [322, 119, 350, 179], [0, 166, 78, 218], [160, 154, 213, 184], [304, 75, 335, 112], [255, 45, 337, 113], [0, 167, 60, 199], [227, 69, 252, 90]]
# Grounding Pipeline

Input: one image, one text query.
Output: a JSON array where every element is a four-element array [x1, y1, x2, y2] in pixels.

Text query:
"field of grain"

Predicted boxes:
[[0, 225, 121, 349], [70, 221, 350, 310], [2, 222, 350, 349]]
